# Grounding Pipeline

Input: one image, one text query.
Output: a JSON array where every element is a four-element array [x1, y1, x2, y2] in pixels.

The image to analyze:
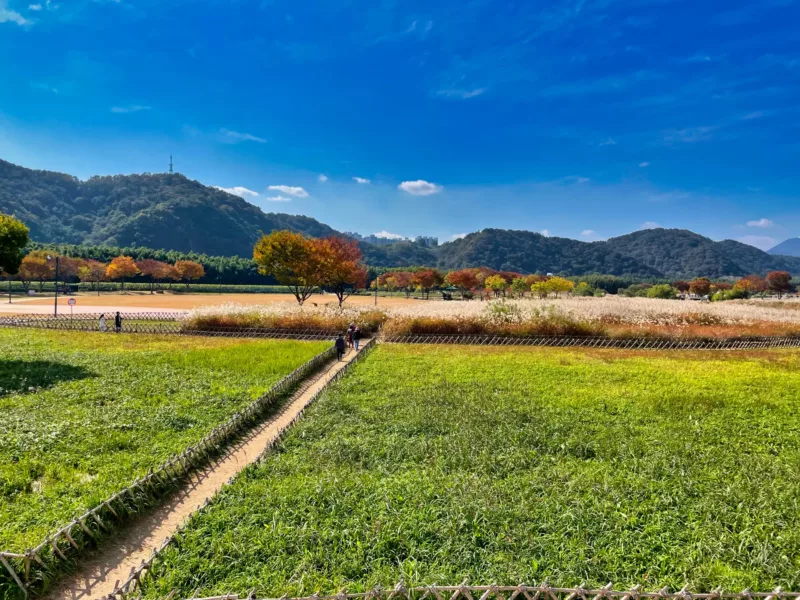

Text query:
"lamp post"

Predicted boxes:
[[48, 255, 59, 316]]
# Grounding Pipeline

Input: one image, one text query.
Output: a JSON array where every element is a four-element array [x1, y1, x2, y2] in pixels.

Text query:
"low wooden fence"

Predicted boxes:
[[163, 583, 798, 600], [0, 344, 337, 598], [381, 334, 800, 350], [0, 313, 340, 340], [105, 339, 378, 600]]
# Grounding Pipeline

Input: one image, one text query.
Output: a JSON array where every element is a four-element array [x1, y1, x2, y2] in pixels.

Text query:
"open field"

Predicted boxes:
[[0, 329, 329, 552], [140, 345, 800, 597]]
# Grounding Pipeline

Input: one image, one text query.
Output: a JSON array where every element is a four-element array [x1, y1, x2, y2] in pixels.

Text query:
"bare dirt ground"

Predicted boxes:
[[3, 292, 420, 313], [43, 345, 359, 600]]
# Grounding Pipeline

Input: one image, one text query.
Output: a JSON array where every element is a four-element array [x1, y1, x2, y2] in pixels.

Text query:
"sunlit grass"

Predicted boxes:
[[0, 328, 328, 551], [141, 344, 800, 597]]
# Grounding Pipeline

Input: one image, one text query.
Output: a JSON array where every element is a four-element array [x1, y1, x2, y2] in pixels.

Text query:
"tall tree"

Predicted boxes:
[[106, 256, 140, 291], [137, 259, 168, 293], [735, 274, 767, 297], [253, 230, 325, 305], [485, 274, 508, 297], [766, 271, 792, 298], [173, 260, 206, 290], [689, 277, 711, 296], [0, 213, 30, 276], [19, 255, 53, 292], [318, 236, 368, 307], [411, 268, 444, 299], [445, 269, 479, 298]]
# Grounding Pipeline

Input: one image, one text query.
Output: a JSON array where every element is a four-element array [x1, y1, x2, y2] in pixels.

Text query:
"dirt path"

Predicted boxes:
[[45, 347, 359, 600]]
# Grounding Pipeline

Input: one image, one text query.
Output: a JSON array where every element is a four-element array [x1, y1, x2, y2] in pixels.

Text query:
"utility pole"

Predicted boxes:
[[48, 255, 60, 316]]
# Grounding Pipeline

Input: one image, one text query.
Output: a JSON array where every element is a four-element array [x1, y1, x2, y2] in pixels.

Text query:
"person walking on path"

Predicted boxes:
[[335, 334, 346, 361], [114, 311, 122, 333], [346, 324, 355, 348], [99, 313, 107, 332], [353, 326, 361, 351]]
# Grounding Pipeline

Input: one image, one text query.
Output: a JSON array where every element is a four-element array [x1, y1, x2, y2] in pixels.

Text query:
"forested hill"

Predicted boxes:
[[3, 159, 800, 277], [0, 159, 337, 257]]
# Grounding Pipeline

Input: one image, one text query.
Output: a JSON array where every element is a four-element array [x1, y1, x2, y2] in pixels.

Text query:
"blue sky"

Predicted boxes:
[[1, 0, 799, 249]]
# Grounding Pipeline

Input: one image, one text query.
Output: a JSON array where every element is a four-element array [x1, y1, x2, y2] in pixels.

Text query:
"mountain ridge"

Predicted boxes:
[[2, 159, 799, 278]]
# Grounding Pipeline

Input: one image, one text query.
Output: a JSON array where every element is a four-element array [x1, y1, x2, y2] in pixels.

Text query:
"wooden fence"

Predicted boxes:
[[0, 344, 337, 598], [104, 339, 379, 600], [381, 334, 800, 350], [162, 582, 799, 600]]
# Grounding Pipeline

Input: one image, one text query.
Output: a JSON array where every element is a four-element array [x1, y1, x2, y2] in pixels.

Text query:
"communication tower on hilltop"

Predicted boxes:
[[169, 155, 174, 174]]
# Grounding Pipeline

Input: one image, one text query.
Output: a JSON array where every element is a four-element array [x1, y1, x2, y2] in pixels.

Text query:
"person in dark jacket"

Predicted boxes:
[[335, 334, 346, 361], [114, 311, 122, 333], [352, 327, 361, 351]]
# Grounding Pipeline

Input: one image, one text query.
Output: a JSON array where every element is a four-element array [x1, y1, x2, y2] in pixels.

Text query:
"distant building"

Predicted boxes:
[[415, 236, 439, 247]]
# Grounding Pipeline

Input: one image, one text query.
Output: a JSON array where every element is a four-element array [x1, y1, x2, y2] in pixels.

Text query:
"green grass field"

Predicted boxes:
[[0, 329, 328, 551], [140, 345, 800, 597]]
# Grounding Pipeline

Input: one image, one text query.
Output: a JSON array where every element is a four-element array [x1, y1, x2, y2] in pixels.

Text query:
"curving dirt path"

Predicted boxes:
[[44, 347, 359, 600]]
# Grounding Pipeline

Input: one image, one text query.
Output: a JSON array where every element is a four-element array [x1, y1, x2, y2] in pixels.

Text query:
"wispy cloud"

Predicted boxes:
[[451, 233, 468, 240], [559, 176, 590, 185], [1, 1, 28, 25], [662, 126, 716, 144], [398, 180, 443, 196], [639, 161, 650, 167], [28, 3, 41, 10], [219, 128, 266, 144], [541, 230, 550, 237], [352, 177, 370, 184], [111, 105, 151, 114], [741, 110, 771, 120], [30, 81, 58, 94], [597, 137, 617, 146], [436, 88, 486, 100], [580, 229, 596, 237], [641, 221, 661, 229], [374, 230, 405, 239], [214, 186, 259, 199], [746, 218, 774, 228], [318, 174, 328, 183], [267, 185, 308, 198], [266, 195, 292, 202]]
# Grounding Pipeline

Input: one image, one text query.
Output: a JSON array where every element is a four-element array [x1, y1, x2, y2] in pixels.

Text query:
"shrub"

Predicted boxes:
[[646, 284, 677, 299]]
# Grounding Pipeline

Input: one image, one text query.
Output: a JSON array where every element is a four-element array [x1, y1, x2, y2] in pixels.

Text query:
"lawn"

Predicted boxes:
[[0, 329, 329, 552], [140, 344, 800, 597]]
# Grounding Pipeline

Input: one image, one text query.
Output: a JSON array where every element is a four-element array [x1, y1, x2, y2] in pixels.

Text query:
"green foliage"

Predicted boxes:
[[620, 283, 651, 297], [646, 284, 677, 299], [711, 287, 751, 302], [140, 346, 800, 597], [571, 282, 595, 296], [0, 329, 328, 551], [0, 212, 29, 275]]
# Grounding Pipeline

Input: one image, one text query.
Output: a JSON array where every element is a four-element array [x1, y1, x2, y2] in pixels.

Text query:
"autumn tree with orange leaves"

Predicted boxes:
[[106, 256, 139, 291], [253, 230, 327, 305], [411, 268, 444, 299], [445, 269, 479, 297], [318, 237, 368, 306]]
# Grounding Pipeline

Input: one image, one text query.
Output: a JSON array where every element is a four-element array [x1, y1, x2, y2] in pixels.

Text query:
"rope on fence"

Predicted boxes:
[[103, 339, 378, 600], [0, 344, 337, 598], [380, 334, 800, 350]]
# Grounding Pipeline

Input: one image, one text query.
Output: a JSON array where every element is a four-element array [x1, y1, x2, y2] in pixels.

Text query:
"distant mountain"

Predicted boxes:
[[2, 159, 799, 278], [0, 159, 337, 257], [769, 238, 800, 258]]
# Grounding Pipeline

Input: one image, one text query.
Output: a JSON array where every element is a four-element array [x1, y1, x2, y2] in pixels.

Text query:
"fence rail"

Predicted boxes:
[[0, 344, 337, 598], [106, 339, 379, 600], [164, 583, 799, 600], [382, 334, 800, 350]]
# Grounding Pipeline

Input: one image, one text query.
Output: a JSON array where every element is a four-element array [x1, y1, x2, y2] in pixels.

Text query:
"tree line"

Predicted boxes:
[[620, 273, 794, 300]]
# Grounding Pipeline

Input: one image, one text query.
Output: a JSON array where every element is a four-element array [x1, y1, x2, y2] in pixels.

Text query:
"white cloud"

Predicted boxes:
[[581, 229, 596, 237], [451, 233, 468, 240], [398, 180, 443, 196], [111, 105, 151, 114], [598, 137, 617, 146], [266, 195, 292, 202], [746, 218, 774, 228], [436, 88, 486, 100], [662, 126, 716, 144], [737, 235, 777, 250], [318, 174, 328, 183], [1, 1, 28, 25], [214, 186, 259, 199], [374, 230, 405, 239], [267, 185, 308, 198], [559, 175, 590, 185], [352, 177, 370, 184], [28, 3, 41, 9], [219, 128, 266, 144], [541, 229, 550, 237], [639, 161, 650, 167], [640, 221, 661, 229]]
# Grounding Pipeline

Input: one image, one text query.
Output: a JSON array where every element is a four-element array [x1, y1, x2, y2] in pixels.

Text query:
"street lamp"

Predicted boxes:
[[47, 255, 59, 316]]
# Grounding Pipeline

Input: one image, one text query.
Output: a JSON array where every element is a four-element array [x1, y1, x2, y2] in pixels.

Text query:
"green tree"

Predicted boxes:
[[646, 284, 677, 299], [0, 213, 30, 275], [510, 277, 529, 298]]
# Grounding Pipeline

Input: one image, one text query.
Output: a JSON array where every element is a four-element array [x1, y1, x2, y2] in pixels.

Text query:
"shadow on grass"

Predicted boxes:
[[0, 360, 93, 397]]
